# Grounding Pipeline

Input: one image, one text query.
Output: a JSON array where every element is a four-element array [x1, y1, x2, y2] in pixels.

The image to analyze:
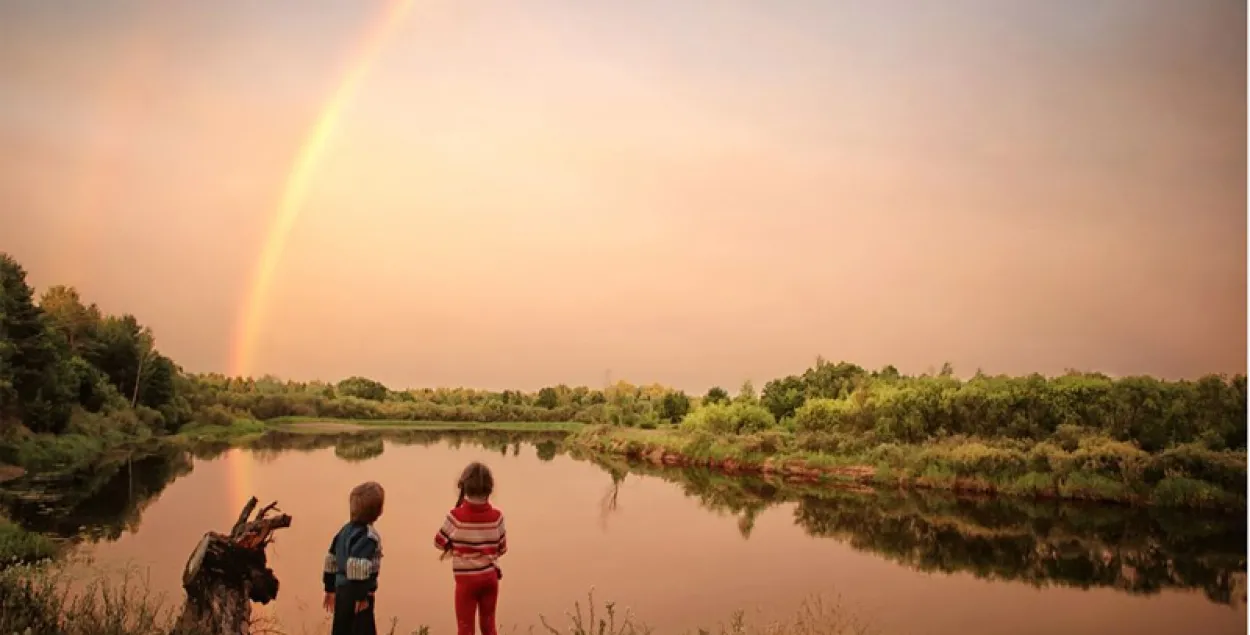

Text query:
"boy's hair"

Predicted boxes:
[[458, 462, 494, 499], [349, 481, 385, 524]]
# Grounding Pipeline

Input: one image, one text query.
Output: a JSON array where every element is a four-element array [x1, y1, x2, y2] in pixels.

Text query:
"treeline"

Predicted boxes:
[[182, 373, 697, 427], [4, 250, 1245, 471], [739, 359, 1248, 452], [0, 254, 192, 457]]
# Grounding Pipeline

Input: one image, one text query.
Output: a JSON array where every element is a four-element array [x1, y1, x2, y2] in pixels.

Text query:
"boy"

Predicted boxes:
[[323, 481, 385, 635], [434, 462, 507, 635]]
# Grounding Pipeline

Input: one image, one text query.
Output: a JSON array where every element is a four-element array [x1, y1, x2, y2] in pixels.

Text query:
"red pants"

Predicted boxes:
[[454, 574, 499, 635]]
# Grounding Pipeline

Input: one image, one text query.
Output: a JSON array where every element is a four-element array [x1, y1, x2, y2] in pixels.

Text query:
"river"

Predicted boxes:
[[5, 430, 1246, 635]]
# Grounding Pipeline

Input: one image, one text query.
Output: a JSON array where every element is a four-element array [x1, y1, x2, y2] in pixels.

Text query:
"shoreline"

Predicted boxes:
[[567, 425, 1247, 510]]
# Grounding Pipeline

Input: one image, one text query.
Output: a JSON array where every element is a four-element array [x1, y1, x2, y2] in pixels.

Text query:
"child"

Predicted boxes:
[[434, 462, 507, 635], [323, 481, 385, 635]]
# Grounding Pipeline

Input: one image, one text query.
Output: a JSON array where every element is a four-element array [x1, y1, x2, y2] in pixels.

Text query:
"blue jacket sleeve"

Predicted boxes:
[[322, 535, 337, 593], [343, 531, 380, 602]]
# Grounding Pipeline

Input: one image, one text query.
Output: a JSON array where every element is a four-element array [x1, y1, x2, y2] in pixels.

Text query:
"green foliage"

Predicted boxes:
[[734, 380, 757, 403], [761, 375, 806, 421], [682, 402, 776, 435], [704, 386, 730, 405], [336, 376, 389, 401], [0, 253, 193, 474], [536, 386, 559, 409], [0, 562, 208, 635], [0, 254, 76, 433], [658, 390, 691, 423], [0, 520, 57, 565]]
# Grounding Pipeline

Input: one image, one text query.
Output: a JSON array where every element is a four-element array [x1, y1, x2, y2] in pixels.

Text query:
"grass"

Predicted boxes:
[[569, 424, 1247, 510], [0, 518, 59, 565], [0, 559, 217, 635], [1, 564, 870, 635]]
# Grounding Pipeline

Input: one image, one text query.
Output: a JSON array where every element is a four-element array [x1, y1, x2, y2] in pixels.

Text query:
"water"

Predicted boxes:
[[5, 431, 1245, 635]]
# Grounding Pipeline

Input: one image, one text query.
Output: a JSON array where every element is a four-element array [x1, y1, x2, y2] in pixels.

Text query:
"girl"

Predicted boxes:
[[433, 462, 507, 635]]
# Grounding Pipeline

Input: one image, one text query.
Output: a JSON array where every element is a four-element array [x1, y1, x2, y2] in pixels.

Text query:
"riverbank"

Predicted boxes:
[[568, 424, 1247, 510], [1, 418, 579, 470], [0, 562, 860, 635], [173, 417, 581, 444]]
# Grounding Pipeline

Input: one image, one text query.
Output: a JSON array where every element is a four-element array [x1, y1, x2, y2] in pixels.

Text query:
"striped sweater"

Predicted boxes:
[[433, 497, 507, 579], [322, 522, 382, 601]]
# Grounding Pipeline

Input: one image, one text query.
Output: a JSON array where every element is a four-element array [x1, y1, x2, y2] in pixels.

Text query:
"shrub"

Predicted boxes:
[[1059, 471, 1129, 502], [0, 520, 57, 565], [681, 403, 776, 435], [792, 399, 853, 434], [942, 442, 1027, 479], [1151, 476, 1230, 508], [193, 404, 236, 427]]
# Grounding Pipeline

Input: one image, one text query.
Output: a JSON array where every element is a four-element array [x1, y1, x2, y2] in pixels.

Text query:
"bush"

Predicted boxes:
[[681, 403, 776, 435], [0, 561, 209, 635], [0, 520, 57, 565], [1059, 471, 1129, 501], [193, 405, 238, 427], [940, 442, 1027, 479], [792, 399, 853, 434]]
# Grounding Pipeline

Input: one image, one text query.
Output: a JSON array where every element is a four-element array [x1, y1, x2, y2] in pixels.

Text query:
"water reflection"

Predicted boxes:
[[2, 429, 1244, 612], [585, 453, 1248, 607], [0, 444, 193, 541]]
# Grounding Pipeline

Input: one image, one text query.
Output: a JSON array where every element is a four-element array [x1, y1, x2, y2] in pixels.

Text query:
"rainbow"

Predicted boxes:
[[228, 0, 414, 380], [224, 0, 414, 510]]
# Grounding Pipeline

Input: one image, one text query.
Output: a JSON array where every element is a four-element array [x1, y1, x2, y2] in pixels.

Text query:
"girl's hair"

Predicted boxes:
[[457, 462, 494, 500]]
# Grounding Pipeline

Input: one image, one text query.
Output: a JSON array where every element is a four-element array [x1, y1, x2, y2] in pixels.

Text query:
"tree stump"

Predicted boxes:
[[172, 497, 292, 634]]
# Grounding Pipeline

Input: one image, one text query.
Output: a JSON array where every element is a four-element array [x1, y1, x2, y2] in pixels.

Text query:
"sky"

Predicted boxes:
[[0, 0, 1245, 392]]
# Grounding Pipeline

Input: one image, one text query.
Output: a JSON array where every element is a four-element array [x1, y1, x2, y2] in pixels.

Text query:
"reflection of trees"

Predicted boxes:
[[234, 429, 571, 458], [334, 438, 385, 462], [792, 492, 1246, 605], [3, 429, 573, 546], [600, 460, 1247, 605], [535, 441, 558, 462], [599, 465, 627, 530], [2, 445, 194, 541]]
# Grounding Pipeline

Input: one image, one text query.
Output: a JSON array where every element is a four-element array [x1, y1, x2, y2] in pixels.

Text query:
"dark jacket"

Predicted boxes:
[[322, 522, 382, 601]]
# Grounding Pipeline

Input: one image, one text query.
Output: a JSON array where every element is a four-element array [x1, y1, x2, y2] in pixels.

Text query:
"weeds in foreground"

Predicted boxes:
[[538, 589, 651, 635], [3, 563, 869, 635], [534, 590, 873, 635], [0, 559, 183, 635]]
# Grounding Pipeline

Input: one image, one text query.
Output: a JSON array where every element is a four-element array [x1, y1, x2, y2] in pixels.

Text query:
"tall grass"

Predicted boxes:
[[535, 590, 873, 635], [0, 564, 872, 635]]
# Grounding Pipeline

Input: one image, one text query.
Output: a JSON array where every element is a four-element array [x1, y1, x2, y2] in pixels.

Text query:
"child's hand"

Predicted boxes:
[[354, 599, 369, 614], [322, 592, 334, 613]]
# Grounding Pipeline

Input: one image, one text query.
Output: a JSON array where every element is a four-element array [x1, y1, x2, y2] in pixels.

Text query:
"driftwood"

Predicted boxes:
[[172, 497, 292, 634]]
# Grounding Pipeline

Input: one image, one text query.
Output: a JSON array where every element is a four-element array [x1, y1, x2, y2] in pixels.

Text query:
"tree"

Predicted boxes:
[[704, 386, 729, 405], [735, 380, 757, 403], [85, 315, 149, 400], [536, 387, 559, 409], [761, 375, 806, 421], [0, 254, 75, 432], [139, 354, 177, 410], [336, 376, 388, 401], [39, 285, 101, 354], [658, 390, 691, 423]]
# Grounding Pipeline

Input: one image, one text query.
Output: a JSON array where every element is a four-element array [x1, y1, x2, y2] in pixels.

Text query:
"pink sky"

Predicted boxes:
[[0, 0, 1244, 391]]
